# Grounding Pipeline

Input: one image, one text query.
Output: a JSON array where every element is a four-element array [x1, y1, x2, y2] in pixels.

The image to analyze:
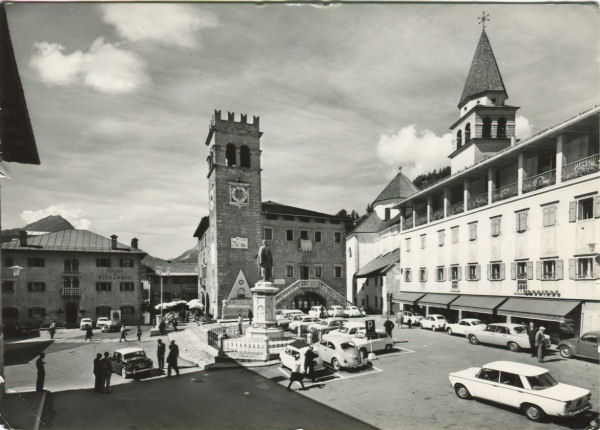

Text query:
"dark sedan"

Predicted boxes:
[[109, 347, 153, 378], [558, 331, 599, 361]]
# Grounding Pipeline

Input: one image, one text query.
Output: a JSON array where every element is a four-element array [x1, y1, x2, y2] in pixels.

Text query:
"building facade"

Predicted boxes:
[[145, 262, 199, 313], [392, 30, 599, 339], [195, 110, 348, 318], [1, 230, 146, 329]]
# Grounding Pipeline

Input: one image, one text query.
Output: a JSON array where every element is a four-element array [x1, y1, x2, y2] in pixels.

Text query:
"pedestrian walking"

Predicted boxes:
[[120, 325, 128, 342], [167, 340, 179, 376], [407, 317, 412, 329], [159, 319, 166, 335], [535, 326, 547, 363], [35, 353, 45, 392], [93, 353, 103, 391], [383, 317, 395, 338], [173, 319, 178, 332], [238, 314, 243, 335], [304, 345, 316, 383], [136, 326, 142, 341], [287, 356, 305, 390], [157, 339, 166, 370], [396, 313, 404, 329], [85, 325, 93, 342], [102, 351, 112, 392], [49, 321, 56, 339], [528, 323, 538, 357]]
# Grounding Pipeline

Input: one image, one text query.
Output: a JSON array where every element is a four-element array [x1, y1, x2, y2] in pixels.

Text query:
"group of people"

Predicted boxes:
[[93, 352, 114, 393], [527, 322, 551, 363], [156, 338, 180, 376], [287, 345, 318, 390]]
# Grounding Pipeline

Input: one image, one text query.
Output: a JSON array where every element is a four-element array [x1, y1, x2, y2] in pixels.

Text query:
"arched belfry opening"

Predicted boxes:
[[226, 143, 236, 166], [240, 145, 251, 168]]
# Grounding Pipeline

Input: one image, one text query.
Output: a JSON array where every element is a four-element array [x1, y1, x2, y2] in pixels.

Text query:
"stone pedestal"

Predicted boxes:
[[245, 281, 283, 339]]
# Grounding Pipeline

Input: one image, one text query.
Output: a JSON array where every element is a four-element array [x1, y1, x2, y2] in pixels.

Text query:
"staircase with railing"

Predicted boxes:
[[275, 279, 352, 308]]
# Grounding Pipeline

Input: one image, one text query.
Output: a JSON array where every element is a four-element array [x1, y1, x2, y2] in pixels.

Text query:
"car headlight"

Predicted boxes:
[[565, 400, 573, 411]]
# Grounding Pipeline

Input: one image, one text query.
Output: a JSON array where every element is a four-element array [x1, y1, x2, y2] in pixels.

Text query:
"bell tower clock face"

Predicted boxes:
[[229, 182, 250, 207]]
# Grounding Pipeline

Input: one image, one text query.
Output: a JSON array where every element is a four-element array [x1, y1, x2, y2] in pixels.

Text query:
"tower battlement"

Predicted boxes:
[[212, 109, 260, 130]]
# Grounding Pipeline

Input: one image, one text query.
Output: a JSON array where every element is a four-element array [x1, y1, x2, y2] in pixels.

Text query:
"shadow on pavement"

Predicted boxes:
[[5, 341, 53, 366]]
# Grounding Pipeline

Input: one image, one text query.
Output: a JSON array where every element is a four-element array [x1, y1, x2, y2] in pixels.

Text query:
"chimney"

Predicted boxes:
[[131, 238, 138, 249], [111, 235, 118, 250], [19, 230, 27, 247]]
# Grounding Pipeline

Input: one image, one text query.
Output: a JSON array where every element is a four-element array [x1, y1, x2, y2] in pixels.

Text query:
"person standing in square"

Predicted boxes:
[[36, 353, 45, 392]]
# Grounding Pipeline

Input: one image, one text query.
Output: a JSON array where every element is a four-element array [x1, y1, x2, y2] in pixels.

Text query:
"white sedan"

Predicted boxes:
[[420, 314, 447, 331], [445, 318, 487, 336], [449, 361, 591, 422], [351, 330, 394, 358], [343, 306, 364, 318], [96, 317, 110, 329], [280, 340, 325, 372]]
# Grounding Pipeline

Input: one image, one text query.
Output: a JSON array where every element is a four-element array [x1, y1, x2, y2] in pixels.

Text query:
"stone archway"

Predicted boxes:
[[291, 292, 326, 313]]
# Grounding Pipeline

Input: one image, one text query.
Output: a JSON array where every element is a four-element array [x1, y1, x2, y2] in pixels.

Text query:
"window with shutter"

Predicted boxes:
[[543, 205, 557, 227], [457, 266, 462, 281], [536, 261, 542, 279], [556, 260, 564, 280], [500, 263, 506, 280], [568, 258, 576, 279], [568, 201, 577, 222], [527, 261, 533, 280], [469, 223, 477, 241], [595, 196, 600, 218], [510, 262, 516, 280], [476, 264, 481, 280], [487, 264, 491, 280]]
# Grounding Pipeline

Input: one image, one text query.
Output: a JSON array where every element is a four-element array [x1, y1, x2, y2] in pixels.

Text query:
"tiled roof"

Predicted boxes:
[[262, 201, 340, 219], [372, 171, 418, 205], [459, 30, 507, 107], [355, 248, 399, 278], [378, 213, 400, 231], [350, 212, 400, 235], [193, 216, 209, 238], [1, 229, 145, 254]]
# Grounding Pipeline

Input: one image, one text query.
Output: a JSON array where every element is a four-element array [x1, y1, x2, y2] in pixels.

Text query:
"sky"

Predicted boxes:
[[3, 2, 598, 259]]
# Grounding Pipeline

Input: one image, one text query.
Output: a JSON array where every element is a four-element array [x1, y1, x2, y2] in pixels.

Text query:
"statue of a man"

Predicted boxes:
[[256, 240, 273, 281]]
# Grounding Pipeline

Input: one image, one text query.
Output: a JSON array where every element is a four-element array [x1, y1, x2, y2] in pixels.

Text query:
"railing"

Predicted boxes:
[[275, 279, 351, 307], [431, 208, 444, 221], [207, 324, 245, 348], [467, 192, 488, 210], [403, 216, 414, 229], [415, 215, 428, 227], [517, 273, 528, 293], [523, 169, 556, 193], [448, 201, 464, 216], [562, 153, 600, 182], [492, 181, 518, 202], [61, 288, 81, 296]]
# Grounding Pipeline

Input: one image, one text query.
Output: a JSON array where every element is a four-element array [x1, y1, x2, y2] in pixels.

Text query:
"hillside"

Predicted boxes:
[[1, 215, 75, 243]]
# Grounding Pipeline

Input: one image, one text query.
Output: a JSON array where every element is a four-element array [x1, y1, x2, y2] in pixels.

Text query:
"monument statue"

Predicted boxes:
[[256, 240, 273, 281]]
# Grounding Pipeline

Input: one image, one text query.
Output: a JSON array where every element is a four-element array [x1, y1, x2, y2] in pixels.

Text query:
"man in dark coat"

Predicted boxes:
[[159, 319, 166, 335], [102, 351, 112, 392], [304, 346, 317, 383], [85, 325, 93, 342], [383, 317, 395, 338], [527, 322, 538, 357], [36, 353, 45, 392], [93, 353, 103, 391], [157, 339, 166, 370], [167, 340, 179, 376]]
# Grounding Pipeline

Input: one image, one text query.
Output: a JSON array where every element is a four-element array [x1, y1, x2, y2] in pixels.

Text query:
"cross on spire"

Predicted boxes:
[[478, 11, 490, 31]]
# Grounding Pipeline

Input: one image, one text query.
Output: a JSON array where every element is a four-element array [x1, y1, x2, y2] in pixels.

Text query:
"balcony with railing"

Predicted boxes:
[[415, 214, 428, 227], [62, 287, 81, 297], [404, 215, 414, 230], [448, 201, 464, 216], [467, 192, 488, 210], [492, 181, 518, 202], [516, 273, 528, 294], [523, 169, 556, 194], [431, 208, 444, 221], [562, 153, 600, 182]]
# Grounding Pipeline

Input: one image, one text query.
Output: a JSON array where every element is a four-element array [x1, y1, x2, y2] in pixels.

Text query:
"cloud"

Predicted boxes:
[[515, 115, 534, 139], [100, 4, 218, 48], [30, 38, 149, 94], [376, 125, 453, 180], [20, 204, 92, 230]]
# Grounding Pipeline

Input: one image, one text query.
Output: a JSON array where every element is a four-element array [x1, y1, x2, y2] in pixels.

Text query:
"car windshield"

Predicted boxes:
[[340, 342, 356, 350], [471, 320, 483, 325], [338, 327, 349, 333], [526, 372, 558, 390], [124, 351, 146, 360], [512, 326, 528, 334]]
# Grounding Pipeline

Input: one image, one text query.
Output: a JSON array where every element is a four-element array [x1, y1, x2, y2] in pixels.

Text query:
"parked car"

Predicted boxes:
[[558, 331, 600, 361], [308, 306, 327, 318], [324, 321, 366, 339], [101, 320, 122, 332], [397, 311, 424, 326], [280, 340, 325, 372], [276, 309, 304, 329], [351, 330, 394, 358], [327, 305, 345, 317], [420, 314, 447, 331], [288, 316, 320, 333], [109, 347, 153, 378], [446, 318, 487, 336], [308, 318, 347, 337], [449, 360, 592, 422], [466, 323, 530, 352], [343, 306, 365, 318], [79, 318, 93, 330], [316, 335, 364, 371], [96, 317, 110, 329]]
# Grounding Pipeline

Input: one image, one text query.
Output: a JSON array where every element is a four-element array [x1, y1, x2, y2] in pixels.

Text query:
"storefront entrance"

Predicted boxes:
[[65, 302, 79, 326]]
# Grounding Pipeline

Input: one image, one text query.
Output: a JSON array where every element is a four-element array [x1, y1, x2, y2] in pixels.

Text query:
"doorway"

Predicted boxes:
[[65, 302, 79, 326], [299, 265, 309, 280]]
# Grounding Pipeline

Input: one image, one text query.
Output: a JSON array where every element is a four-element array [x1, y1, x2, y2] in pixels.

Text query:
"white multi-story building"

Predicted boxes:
[[393, 30, 599, 338]]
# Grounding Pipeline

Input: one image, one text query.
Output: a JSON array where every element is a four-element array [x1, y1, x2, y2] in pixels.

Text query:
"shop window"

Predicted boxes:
[[286, 230, 294, 241], [27, 257, 45, 267], [27, 282, 46, 292], [315, 231, 322, 243], [119, 258, 134, 268], [264, 227, 273, 241]]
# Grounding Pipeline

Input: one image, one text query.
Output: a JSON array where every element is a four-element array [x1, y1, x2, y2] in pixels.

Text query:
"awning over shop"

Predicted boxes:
[[354, 249, 399, 278], [497, 298, 582, 322], [450, 295, 508, 315], [392, 292, 426, 305], [418, 293, 458, 308]]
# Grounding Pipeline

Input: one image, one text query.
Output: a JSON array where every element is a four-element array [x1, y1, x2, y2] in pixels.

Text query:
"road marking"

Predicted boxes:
[[277, 365, 383, 386], [33, 390, 47, 430], [53, 338, 130, 343]]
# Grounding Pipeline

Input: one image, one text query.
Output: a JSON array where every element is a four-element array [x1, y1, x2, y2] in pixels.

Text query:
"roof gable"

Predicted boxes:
[[373, 171, 418, 205]]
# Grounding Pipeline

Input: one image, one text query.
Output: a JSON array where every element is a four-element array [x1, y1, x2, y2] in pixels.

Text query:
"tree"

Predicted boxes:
[[413, 166, 451, 190]]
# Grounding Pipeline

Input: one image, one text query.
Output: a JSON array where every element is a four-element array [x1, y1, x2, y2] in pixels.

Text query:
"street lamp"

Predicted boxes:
[[9, 265, 23, 277], [156, 266, 170, 319]]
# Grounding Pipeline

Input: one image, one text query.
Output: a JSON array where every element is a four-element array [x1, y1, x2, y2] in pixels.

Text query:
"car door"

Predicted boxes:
[[470, 368, 500, 399], [493, 326, 510, 346], [578, 334, 598, 358], [497, 371, 525, 408], [478, 325, 496, 343], [458, 321, 470, 335], [318, 340, 332, 363], [111, 352, 122, 373]]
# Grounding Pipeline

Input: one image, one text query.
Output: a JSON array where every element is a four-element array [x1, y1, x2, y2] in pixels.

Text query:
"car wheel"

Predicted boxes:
[[121, 367, 128, 379], [454, 383, 471, 399], [508, 342, 520, 352], [447, 328, 453, 335], [385, 344, 393, 352], [331, 358, 341, 371], [359, 348, 367, 359], [468, 334, 479, 345], [523, 403, 545, 422], [559, 345, 573, 359]]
